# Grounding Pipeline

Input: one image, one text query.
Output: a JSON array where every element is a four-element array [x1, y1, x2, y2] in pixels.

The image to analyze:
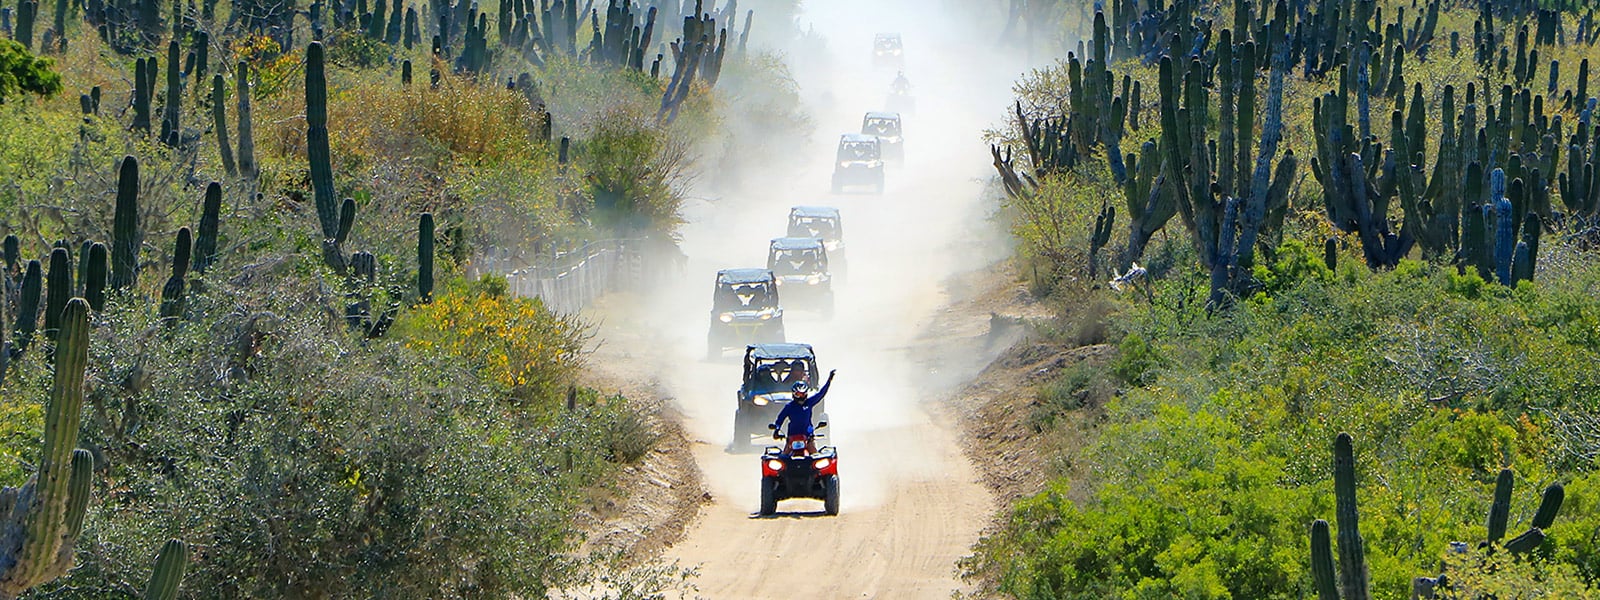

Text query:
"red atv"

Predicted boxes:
[[759, 423, 840, 516]]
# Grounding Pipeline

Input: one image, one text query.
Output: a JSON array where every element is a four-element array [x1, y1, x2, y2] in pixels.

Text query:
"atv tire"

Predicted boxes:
[[823, 475, 841, 515], [760, 476, 779, 516]]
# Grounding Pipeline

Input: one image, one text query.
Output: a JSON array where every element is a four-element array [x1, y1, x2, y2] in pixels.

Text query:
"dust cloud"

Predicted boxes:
[[586, 0, 1049, 576]]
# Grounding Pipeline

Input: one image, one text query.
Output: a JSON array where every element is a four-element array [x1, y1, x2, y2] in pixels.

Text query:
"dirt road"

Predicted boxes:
[[582, 2, 1030, 597]]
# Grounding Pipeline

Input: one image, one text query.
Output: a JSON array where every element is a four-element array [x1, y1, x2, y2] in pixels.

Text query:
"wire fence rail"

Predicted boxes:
[[476, 239, 683, 315]]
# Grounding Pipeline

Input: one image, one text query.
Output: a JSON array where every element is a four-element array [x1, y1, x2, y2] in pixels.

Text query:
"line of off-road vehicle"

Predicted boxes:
[[707, 33, 914, 517]]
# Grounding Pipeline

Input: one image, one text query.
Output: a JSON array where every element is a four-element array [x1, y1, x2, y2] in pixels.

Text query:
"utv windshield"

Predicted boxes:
[[749, 358, 816, 393], [769, 248, 825, 275], [787, 217, 840, 240], [714, 282, 776, 311], [837, 142, 880, 161], [864, 118, 900, 137]]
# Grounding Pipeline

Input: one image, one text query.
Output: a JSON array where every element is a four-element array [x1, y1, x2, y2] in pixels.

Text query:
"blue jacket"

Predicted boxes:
[[773, 376, 832, 437]]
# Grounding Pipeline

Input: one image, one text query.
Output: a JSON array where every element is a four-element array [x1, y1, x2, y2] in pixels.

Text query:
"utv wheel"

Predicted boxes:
[[771, 320, 787, 343], [732, 410, 750, 451], [760, 476, 779, 516], [823, 475, 840, 516]]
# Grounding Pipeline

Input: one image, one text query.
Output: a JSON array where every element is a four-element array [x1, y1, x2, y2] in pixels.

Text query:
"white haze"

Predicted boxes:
[[584, 0, 1054, 572]]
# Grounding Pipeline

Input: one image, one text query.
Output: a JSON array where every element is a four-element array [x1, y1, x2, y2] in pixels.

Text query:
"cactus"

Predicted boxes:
[[348, 250, 376, 283], [4, 235, 17, 275], [211, 74, 235, 177], [1088, 202, 1114, 279], [318, 197, 354, 273], [403, 6, 417, 48], [418, 212, 434, 302], [43, 248, 69, 340], [73, 241, 89, 297], [1511, 212, 1540, 284], [49, 0, 67, 51], [171, 226, 190, 281], [132, 57, 152, 134], [111, 156, 140, 291], [0, 299, 95, 598], [1486, 468, 1514, 545], [193, 182, 221, 274], [305, 42, 339, 242], [1333, 432, 1370, 600], [1310, 520, 1338, 600], [158, 228, 189, 323], [159, 40, 181, 146], [84, 243, 106, 311], [1324, 237, 1338, 271], [234, 62, 257, 181], [13, 260, 40, 353], [1490, 169, 1514, 285], [401, 59, 412, 85], [141, 539, 189, 600], [1483, 469, 1564, 555], [16, 0, 36, 50]]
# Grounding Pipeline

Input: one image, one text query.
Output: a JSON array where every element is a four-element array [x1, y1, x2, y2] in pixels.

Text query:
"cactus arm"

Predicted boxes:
[[63, 450, 90, 540], [1532, 483, 1564, 529], [1487, 468, 1513, 544], [84, 244, 107, 312], [193, 183, 222, 274], [141, 539, 189, 600], [43, 249, 69, 341]]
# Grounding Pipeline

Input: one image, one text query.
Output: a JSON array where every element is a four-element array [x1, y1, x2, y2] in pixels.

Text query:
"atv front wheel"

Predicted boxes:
[[823, 475, 841, 515], [760, 476, 779, 516]]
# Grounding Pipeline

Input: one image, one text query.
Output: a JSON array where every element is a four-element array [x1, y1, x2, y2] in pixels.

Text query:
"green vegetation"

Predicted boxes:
[[976, 0, 1600, 597], [0, 0, 800, 597], [0, 39, 60, 101]]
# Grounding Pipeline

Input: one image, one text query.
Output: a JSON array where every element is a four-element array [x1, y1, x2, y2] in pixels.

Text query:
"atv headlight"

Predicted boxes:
[[758, 310, 773, 320], [753, 396, 769, 406], [814, 458, 831, 470], [806, 274, 822, 285], [838, 161, 850, 168], [718, 312, 733, 323], [767, 459, 785, 471]]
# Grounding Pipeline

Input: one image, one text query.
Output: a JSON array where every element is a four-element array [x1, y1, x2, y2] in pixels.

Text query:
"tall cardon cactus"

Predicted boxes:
[[0, 298, 97, 599], [1308, 432, 1370, 600], [110, 156, 140, 291]]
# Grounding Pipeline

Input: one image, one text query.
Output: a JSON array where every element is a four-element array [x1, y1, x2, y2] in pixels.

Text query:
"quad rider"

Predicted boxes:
[[890, 71, 911, 95], [772, 369, 837, 455]]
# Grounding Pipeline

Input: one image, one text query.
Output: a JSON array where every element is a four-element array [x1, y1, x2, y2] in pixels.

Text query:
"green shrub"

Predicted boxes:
[[0, 39, 61, 101]]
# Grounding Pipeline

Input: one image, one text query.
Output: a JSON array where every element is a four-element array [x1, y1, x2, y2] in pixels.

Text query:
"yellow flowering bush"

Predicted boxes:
[[396, 275, 589, 411]]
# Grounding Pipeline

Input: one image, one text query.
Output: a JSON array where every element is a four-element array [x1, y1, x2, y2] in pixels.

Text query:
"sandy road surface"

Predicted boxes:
[[581, 2, 1031, 597]]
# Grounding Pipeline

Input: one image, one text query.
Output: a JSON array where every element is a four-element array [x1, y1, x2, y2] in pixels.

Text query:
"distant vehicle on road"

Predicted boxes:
[[831, 134, 885, 194], [861, 111, 904, 162], [708, 268, 785, 359]]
